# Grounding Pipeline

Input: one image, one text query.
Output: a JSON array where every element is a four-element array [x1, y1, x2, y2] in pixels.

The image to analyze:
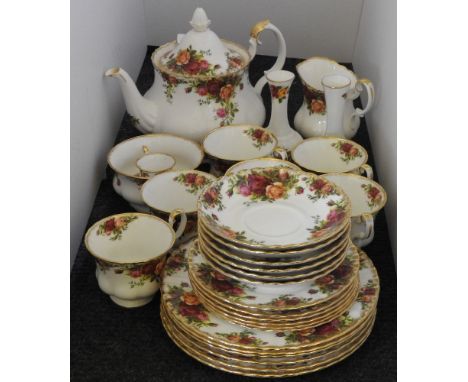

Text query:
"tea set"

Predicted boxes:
[[84, 7, 386, 376]]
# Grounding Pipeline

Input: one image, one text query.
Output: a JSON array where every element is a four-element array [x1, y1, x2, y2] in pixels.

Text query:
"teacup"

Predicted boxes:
[[141, 170, 216, 243], [225, 157, 302, 175], [322, 173, 387, 247], [291, 136, 373, 178], [108, 134, 204, 212], [85, 211, 186, 308], [136, 153, 175, 177], [202, 125, 287, 176]]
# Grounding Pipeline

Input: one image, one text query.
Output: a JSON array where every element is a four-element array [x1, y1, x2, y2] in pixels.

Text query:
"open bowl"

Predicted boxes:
[[108, 134, 204, 211]]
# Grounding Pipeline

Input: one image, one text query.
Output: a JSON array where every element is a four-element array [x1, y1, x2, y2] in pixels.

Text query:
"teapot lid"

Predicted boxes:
[[158, 8, 246, 77]]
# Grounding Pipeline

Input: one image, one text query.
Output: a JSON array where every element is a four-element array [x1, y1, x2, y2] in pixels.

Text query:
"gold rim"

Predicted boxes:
[[265, 70, 295, 85], [161, 306, 376, 375], [198, 233, 350, 275], [188, 243, 359, 312], [195, 239, 348, 285], [141, 169, 216, 214], [84, 212, 175, 265], [198, 222, 351, 267], [199, 217, 351, 255], [202, 125, 278, 162], [198, 173, 352, 250], [290, 136, 368, 174], [322, 172, 388, 215], [151, 39, 253, 81], [161, 250, 379, 352], [107, 133, 204, 181], [225, 157, 302, 176]]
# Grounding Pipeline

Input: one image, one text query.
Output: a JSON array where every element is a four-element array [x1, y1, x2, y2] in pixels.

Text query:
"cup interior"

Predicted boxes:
[[266, 70, 295, 83], [323, 174, 386, 216], [136, 153, 175, 173], [321, 74, 351, 89], [85, 213, 175, 263]]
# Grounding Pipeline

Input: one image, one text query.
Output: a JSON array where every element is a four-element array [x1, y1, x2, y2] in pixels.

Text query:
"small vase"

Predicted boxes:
[[266, 70, 303, 150]]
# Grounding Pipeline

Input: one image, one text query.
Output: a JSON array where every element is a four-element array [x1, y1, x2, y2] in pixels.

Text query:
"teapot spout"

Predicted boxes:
[[105, 67, 158, 133]]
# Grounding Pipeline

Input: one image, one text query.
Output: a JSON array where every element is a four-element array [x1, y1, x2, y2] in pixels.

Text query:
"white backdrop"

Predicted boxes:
[[71, 0, 396, 266]]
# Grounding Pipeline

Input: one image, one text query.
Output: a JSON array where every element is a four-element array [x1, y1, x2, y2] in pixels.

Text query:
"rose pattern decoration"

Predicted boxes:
[[173, 172, 210, 194], [243, 127, 274, 149], [164, 46, 216, 76], [331, 141, 363, 163], [216, 330, 268, 346], [164, 248, 188, 276], [306, 177, 339, 201], [315, 257, 353, 293], [270, 85, 289, 103], [303, 85, 326, 115], [226, 168, 299, 204], [196, 262, 255, 302], [309, 199, 347, 238], [167, 284, 217, 328], [96, 256, 165, 288], [357, 280, 377, 309], [202, 214, 262, 244], [200, 182, 225, 211], [96, 215, 138, 241], [267, 295, 311, 308], [361, 183, 383, 208]]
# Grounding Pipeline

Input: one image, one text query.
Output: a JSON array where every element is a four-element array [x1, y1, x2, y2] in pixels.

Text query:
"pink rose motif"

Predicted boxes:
[[183, 60, 200, 75], [340, 143, 353, 153], [185, 173, 197, 184], [239, 184, 251, 196], [315, 319, 340, 335], [326, 209, 345, 226], [196, 311, 208, 321], [196, 86, 208, 96], [104, 219, 116, 235], [130, 270, 142, 278], [198, 60, 210, 71], [216, 108, 227, 118]]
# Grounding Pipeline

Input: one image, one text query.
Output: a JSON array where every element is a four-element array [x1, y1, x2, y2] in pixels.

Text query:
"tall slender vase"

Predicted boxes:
[[266, 70, 303, 150]]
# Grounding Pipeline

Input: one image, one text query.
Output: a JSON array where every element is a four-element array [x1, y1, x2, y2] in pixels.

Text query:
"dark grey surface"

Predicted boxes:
[[71, 46, 396, 381]]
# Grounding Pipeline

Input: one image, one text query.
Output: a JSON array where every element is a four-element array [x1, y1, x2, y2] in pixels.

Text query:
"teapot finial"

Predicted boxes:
[[190, 8, 211, 32]]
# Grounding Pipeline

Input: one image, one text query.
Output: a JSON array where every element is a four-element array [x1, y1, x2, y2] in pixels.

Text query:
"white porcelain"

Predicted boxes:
[[265, 70, 303, 150], [85, 212, 186, 308], [294, 57, 374, 139], [141, 170, 216, 242], [136, 153, 175, 176], [291, 136, 373, 178], [108, 134, 204, 212], [225, 158, 301, 176], [199, 167, 351, 249], [105, 8, 287, 143], [323, 173, 387, 247]]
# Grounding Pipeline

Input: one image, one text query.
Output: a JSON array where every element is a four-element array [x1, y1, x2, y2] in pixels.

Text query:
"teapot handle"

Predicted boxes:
[[352, 78, 375, 117], [249, 20, 287, 95]]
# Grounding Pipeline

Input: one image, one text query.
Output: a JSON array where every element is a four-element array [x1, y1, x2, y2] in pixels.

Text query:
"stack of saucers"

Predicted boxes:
[[160, 239, 380, 378], [197, 167, 352, 284]]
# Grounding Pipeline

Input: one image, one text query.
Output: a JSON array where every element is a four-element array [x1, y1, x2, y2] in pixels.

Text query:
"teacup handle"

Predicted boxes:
[[168, 209, 187, 239], [352, 78, 375, 118], [249, 20, 287, 95], [358, 213, 374, 240], [358, 164, 374, 179], [272, 147, 288, 160]]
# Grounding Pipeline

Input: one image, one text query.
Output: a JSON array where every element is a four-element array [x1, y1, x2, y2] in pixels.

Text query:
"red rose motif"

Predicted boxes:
[[369, 187, 380, 199], [326, 209, 345, 226], [179, 303, 199, 317], [229, 287, 244, 296], [212, 280, 233, 293], [185, 173, 197, 184], [239, 337, 254, 345], [285, 297, 301, 306], [332, 264, 352, 279], [199, 60, 210, 71], [362, 287, 376, 296], [183, 60, 200, 75], [130, 270, 142, 278], [315, 319, 340, 335], [311, 179, 326, 191], [104, 218, 116, 234], [340, 143, 353, 153], [212, 271, 227, 281], [142, 263, 156, 275], [316, 275, 335, 285], [207, 80, 221, 96], [247, 174, 271, 195], [252, 129, 264, 139]]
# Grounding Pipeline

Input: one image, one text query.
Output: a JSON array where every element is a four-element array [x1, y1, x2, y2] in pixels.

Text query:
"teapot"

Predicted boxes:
[[105, 8, 286, 143], [294, 57, 374, 139]]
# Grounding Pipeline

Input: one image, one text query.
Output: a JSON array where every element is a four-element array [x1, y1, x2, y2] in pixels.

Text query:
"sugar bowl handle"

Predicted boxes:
[[249, 20, 287, 95], [169, 209, 187, 239]]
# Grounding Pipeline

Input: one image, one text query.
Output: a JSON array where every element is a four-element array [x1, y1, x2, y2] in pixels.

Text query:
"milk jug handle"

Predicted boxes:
[[352, 78, 375, 117], [248, 20, 287, 95]]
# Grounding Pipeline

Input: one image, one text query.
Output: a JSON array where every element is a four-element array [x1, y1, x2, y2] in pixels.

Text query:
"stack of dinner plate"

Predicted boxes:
[[196, 167, 352, 284], [160, 239, 379, 378]]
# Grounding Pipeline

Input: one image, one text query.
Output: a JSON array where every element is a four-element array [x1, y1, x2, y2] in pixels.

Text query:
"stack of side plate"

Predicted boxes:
[[161, 239, 379, 378], [197, 167, 352, 283], [188, 239, 360, 330]]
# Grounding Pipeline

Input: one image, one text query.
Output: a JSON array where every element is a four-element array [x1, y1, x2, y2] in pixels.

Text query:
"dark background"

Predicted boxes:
[[71, 46, 396, 381]]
